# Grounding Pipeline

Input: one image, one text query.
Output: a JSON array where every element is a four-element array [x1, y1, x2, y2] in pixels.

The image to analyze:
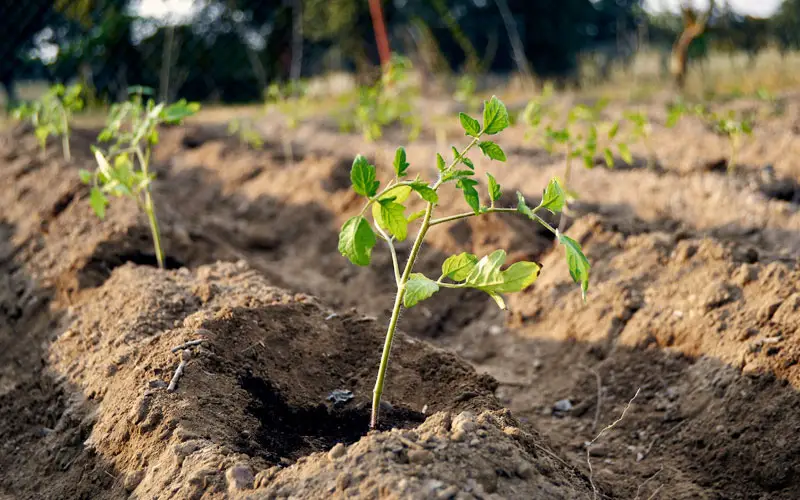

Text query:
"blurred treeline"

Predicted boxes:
[[2, 0, 800, 104]]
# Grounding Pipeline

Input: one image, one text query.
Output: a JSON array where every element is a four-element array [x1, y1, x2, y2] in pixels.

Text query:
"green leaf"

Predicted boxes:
[[486, 173, 501, 203], [442, 252, 478, 281], [457, 178, 480, 214], [558, 232, 590, 300], [479, 141, 506, 162], [78, 169, 93, 184], [338, 216, 377, 266], [583, 154, 595, 169], [603, 148, 615, 168], [436, 153, 446, 172], [461, 250, 541, 309], [162, 100, 200, 123], [608, 122, 619, 139], [482, 96, 509, 135], [89, 187, 108, 219], [394, 147, 409, 177], [618, 143, 633, 165], [376, 200, 408, 241], [537, 179, 565, 214], [516, 191, 535, 219], [350, 155, 380, 197], [404, 273, 439, 308], [459, 112, 481, 137], [409, 181, 439, 204], [407, 209, 426, 222]]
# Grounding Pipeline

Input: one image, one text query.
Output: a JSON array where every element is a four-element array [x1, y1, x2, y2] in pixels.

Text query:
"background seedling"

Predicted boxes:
[[623, 110, 656, 170], [342, 55, 421, 142], [227, 118, 264, 150], [526, 97, 631, 229], [338, 97, 590, 429], [13, 83, 84, 161], [266, 80, 309, 165], [701, 108, 755, 173], [453, 74, 480, 114], [80, 87, 199, 269]]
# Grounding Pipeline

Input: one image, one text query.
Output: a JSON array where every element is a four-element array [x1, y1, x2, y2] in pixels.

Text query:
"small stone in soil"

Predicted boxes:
[[408, 448, 434, 465], [326, 389, 354, 406], [552, 399, 573, 414], [328, 442, 346, 460]]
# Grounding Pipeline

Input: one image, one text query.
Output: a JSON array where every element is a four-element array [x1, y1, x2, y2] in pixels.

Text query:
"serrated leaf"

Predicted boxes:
[[350, 155, 380, 197], [404, 273, 439, 308], [375, 200, 408, 241], [603, 148, 614, 168], [89, 187, 108, 219], [479, 141, 506, 162], [486, 173, 501, 203], [457, 178, 480, 214], [618, 143, 633, 165], [78, 169, 93, 184], [436, 153, 446, 172], [482, 96, 509, 135], [459, 112, 481, 137], [338, 216, 377, 266], [409, 181, 439, 204], [537, 179, 565, 214], [462, 156, 475, 170], [558, 232, 590, 300], [517, 191, 535, 219], [461, 250, 540, 309], [442, 252, 478, 281], [394, 147, 409, 177], [442, 169, 474, 183]]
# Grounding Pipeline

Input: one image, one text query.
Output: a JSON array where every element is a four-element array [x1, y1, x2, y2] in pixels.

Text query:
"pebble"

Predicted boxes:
[[328, 443, 347, 460], [451, 411, 477, 434], [437, 485, 459, 498], [226, 463, 254, 491], [407, 449, 434, 465], [552, 399, 573, 413]]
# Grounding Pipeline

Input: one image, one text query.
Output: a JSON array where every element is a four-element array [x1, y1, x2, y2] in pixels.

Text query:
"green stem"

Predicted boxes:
[[371, 134, 482, 429], [558, 145, 573, 233], [429, 207, 517, 226], [143, 190, 165, 269], [728, 136, 738, 175], [374, 225, 401, 286], [62, 112, 71, 162], [371, 201, 434, 429]]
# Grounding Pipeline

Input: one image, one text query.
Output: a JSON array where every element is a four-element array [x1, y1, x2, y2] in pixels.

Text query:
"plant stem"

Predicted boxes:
[[375, 225, 401, 286], [371, 201, 434, 429], [62, 112, 71, 162], [143, 190, 165, 269], [371, 135, 481, 429], [429, 207, 517, 226]]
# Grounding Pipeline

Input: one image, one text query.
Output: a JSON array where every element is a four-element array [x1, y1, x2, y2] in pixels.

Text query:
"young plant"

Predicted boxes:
[[266, 80, 309, 165], [453, 74, 480, 114], [227, 118, 264, 149], [344, 55, 421, 142], [337, 97, 590, 429], [701, 109, 755, 174], [80, 87, 199, 269], [623, 110, 656, 169], [12, 83, 84, 161]]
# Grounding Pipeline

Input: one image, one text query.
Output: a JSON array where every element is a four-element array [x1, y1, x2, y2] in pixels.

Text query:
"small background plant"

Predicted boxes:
[[12, 83, 84, 161], [80, 86, 199, 269], [699, 108, 755, 173], [266, 80, 309, 165], [227, 117, 264, 150], [337, 96, 590, 429]]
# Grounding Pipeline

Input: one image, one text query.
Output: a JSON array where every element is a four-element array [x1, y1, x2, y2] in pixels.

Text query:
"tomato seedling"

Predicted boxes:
[[228, 118, 264, 150], [13, 83, 84, 161], [80, 87, 199, 269], [701, 109, 755, 174], [338, 97, 590, 429]]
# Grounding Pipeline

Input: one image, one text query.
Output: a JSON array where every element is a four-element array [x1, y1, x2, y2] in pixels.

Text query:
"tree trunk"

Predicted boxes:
[[368, 0, 391, 68]]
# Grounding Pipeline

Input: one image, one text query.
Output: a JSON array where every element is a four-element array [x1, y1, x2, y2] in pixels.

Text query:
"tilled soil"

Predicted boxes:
[[2, 93, 800, 499]]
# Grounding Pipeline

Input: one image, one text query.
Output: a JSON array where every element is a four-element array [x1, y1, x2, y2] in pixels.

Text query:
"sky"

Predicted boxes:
[[643, 0, 781, 17]]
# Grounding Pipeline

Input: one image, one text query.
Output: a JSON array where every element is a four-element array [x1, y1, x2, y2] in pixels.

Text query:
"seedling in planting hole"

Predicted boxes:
[[12, 83, 84, 161], [338, 97, 590, 429], [527, 98, 631, 229], [342, 55, 421, 142], [701, 109, 755, 174], [80, 86, 199, 269], [266, 80, 309, 165], [227, 118, 264, 150], [624, 110, 656, 170]]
